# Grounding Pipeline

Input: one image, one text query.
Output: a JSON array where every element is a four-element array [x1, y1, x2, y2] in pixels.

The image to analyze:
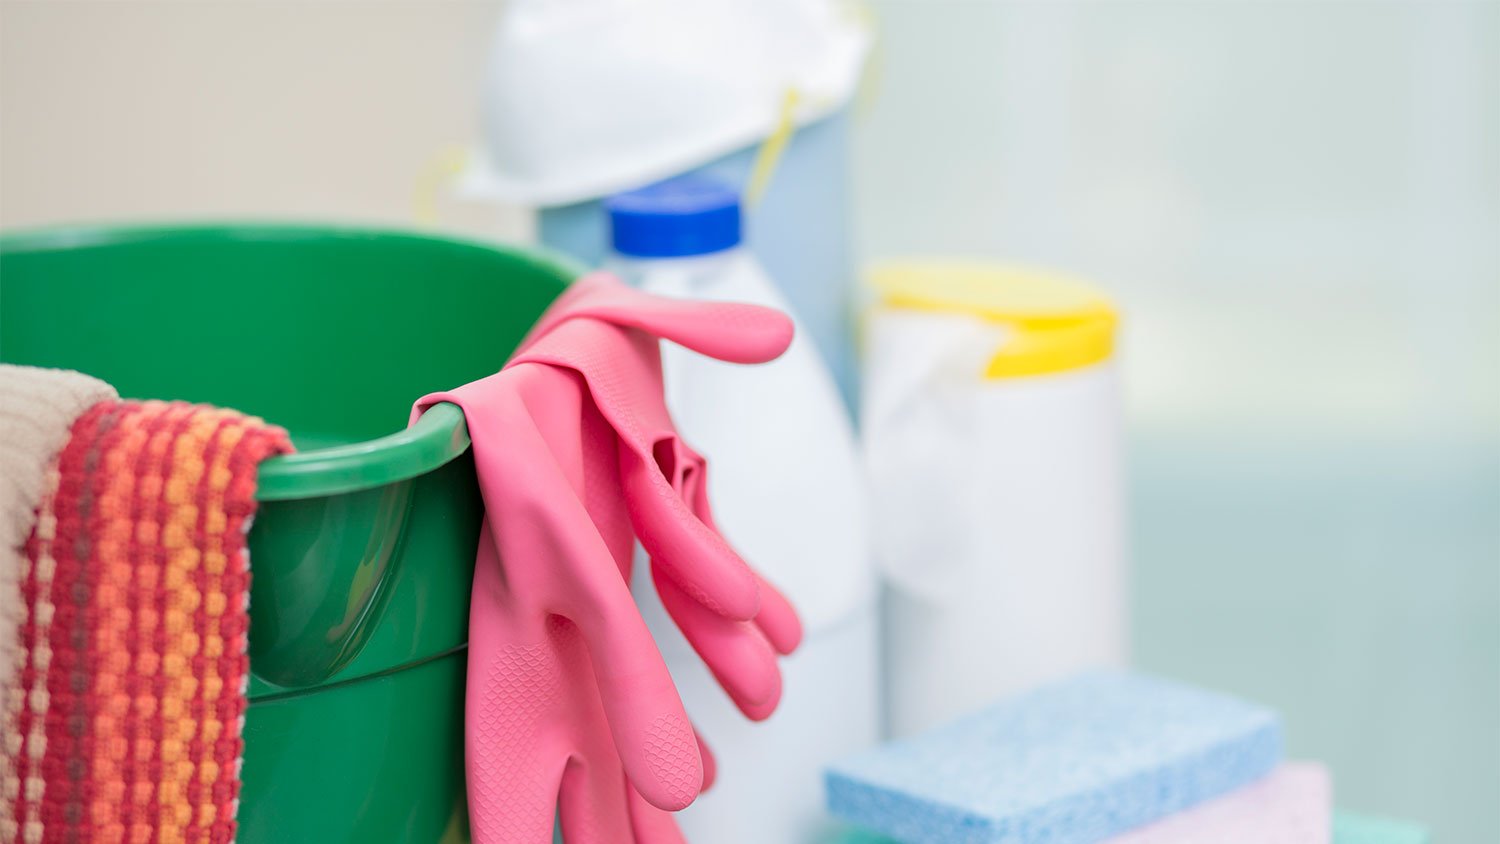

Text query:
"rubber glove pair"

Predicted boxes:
[[410, 274, 802, 843]]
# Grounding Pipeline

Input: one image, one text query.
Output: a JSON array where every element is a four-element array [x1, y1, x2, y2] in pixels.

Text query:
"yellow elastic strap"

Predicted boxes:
[[413, 146, 470, 227], [842, 0, 882, 118], [744, 88, 801, 208]]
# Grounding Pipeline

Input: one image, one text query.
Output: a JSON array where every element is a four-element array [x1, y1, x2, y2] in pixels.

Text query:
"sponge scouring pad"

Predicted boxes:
[[1108, 762, 1329, 843], [825, 671, 1282, 844]]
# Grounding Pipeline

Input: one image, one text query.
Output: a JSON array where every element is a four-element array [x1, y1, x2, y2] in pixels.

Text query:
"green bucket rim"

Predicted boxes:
[[0, 221, 584, 501]]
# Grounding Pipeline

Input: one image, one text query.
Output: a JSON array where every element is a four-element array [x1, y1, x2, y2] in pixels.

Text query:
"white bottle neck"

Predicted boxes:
[[606, 246, 745, 293]]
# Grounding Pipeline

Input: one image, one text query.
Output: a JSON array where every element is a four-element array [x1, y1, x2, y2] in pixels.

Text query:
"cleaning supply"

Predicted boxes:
[[1, 394, 290, 843], [470, 0, 867, 206], [1108, 762, 1330, 843], [467, 0, 872, 405], [539, 114, 862, 407], [417, 274, 802, 842], [0, 365, 117, 844], [825, 671, 1283, 844], [863, 262, 1125, 738], [607, 177, 879, 843], [0, 365, 116, 731], [1333, 812, 1431, 844]]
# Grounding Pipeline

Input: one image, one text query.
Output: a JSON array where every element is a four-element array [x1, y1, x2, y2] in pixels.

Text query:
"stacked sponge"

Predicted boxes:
[[826, 672, 1424, 844], [1334, 813, 1431, 844], [1108, 762, 1329, 843]]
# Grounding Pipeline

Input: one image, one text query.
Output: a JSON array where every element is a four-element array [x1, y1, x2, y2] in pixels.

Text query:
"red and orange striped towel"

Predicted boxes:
[[1, 384, 289, 844]]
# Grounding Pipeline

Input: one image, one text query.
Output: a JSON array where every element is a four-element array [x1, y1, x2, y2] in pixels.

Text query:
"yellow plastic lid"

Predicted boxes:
[[870, 261, 1118, 378]]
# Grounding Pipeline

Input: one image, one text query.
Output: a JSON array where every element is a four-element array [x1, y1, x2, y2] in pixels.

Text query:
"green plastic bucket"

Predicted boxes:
[[0, 224, 577, 841]]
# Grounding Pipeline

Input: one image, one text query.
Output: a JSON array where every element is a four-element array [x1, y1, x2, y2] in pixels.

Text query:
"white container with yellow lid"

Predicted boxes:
[[863, 262, 1126, 738]]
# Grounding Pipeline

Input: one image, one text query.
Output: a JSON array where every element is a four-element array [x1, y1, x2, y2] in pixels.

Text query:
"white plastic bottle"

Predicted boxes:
[[862, 262, 1127, 739], [606, 177, 878, 843]]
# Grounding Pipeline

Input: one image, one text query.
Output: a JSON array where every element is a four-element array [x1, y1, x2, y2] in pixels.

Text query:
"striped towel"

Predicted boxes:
[[1, 365, 118, 697], [1, 387, 290, 844]]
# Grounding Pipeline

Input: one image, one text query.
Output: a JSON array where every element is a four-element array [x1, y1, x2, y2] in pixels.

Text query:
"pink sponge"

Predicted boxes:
[[1108, 763, 1331, 843]]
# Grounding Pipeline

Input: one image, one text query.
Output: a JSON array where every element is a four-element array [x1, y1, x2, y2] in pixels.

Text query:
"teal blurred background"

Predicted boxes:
[[858, 2, 1498, 841]]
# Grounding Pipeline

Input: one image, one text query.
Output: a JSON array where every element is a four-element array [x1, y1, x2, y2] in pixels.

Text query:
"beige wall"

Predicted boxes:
[[0, 0, 527, 240]]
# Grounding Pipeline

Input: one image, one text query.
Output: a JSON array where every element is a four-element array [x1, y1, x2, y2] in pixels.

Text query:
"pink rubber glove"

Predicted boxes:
[[413, 274, 801, 842], [417, 364, 696, 842], [514, 274, 805, 718]]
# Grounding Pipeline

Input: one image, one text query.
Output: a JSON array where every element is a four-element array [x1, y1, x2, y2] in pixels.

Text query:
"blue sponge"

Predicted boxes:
[[826, 671, 1282, 844]]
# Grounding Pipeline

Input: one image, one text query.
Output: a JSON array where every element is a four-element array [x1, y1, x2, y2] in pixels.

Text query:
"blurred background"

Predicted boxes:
[[2, 1, 1496, 840]]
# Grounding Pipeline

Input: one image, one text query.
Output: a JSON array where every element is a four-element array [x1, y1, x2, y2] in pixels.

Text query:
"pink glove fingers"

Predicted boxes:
[[559, 563, 705, 811], [751, 572, 804, 656], [526, 273, 794, 365], [626, 783, 690, 844], [694, 727, 717, 793], [469, 400, 703, 814], [675, 444, 804, 657], [653, 565, 783, 720], [557, 753, 634, 844], [620, 444, 761, 621], [465, 532, 571, 843]]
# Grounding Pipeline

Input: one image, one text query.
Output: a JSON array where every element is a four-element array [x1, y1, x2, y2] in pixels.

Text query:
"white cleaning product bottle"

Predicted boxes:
[[607, 177, 878, 843], [863, 262, 1127, 739]]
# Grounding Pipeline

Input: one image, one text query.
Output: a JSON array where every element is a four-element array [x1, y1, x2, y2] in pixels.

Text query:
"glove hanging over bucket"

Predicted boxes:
[[514, 275, 804, 716], [411, 274, 801, 843]]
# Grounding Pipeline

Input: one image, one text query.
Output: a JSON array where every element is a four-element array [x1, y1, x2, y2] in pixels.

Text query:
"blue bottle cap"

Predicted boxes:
[[607, 176, 742, 258]]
